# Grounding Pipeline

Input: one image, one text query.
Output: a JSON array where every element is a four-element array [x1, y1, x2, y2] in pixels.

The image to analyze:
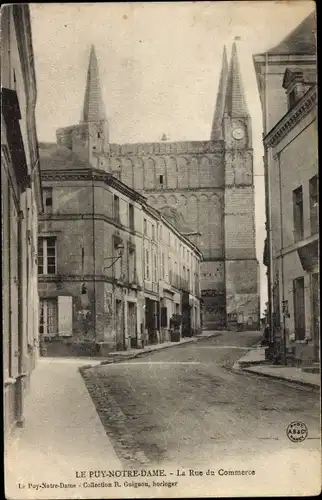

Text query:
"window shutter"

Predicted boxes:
[[58, 296, 73, 336]]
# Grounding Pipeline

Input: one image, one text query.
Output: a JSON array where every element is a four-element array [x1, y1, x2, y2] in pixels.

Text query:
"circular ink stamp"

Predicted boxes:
[[286, 421, 308, 442]]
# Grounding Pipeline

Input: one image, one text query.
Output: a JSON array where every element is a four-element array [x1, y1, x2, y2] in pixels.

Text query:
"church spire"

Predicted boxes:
[[81, 45, 107, 123], [210, 45, 228, 140], [224, 42, 249, 117]]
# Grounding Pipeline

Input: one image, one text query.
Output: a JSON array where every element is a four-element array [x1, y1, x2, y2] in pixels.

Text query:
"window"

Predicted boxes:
[[152, 225, 155, 241], [161, 252, 165, 280], [145, 249, 150, 280], [113, 195, 120, 222], [153, 252, 157, 282], [128, 249, 136, 283], [43, 188, 53, 214], [309, 175, 318, 235], [97, 132, 101, 139], [144, 218, 147, 235], [38, 237, 56, 275], [39, 298, 58, 338], [159, 175, 163, 185], [293, 186, 304, 242], [129, 203, 135, 231], [168, 258, 172, 284], [160, 226, 162, 241]]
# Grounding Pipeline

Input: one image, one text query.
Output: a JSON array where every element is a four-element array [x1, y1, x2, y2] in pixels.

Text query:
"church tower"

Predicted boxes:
[[56, 45, 109, 168], [222, 42, 259, 328]]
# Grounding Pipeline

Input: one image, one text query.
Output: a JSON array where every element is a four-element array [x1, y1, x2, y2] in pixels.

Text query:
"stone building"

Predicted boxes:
[[1, 5, 43, 435], [55, 43, 260, 330], [253, 11, 318, 365], [38, 147, 202, 356]]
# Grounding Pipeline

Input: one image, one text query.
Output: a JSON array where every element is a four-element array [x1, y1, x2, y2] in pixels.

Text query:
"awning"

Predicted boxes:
[[297, 239, 319, 272]]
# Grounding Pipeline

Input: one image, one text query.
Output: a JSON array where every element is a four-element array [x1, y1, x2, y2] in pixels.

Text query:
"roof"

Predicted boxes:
[[81, 45, 107, 123], [210, 46, 228, 140], [266, 11, 316, 56], [39, 142, 90, 171], [158, 206, 194, 235], [224, 42, 249, 117]]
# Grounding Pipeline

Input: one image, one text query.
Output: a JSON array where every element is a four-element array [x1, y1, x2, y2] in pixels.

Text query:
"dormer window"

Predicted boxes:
[[283, 67, 310, 111]]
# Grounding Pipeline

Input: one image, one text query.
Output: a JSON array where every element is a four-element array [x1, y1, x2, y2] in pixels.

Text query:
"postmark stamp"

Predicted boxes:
[[286, 421, 308, 443]]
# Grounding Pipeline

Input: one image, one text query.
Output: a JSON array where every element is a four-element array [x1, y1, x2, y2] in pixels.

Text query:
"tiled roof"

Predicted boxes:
[[39, 142, 90, 171], [267, 11, 316, 55]]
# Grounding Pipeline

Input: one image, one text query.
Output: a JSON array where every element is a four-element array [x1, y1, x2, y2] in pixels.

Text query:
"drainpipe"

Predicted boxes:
[[277, 153, 287, 365], [16, 206, 26, 427], [263, 51, 274, 343]]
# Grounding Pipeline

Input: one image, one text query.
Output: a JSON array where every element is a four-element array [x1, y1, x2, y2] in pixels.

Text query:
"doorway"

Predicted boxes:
[[293, 277, 305, 340], [128, 302, 137, 348], [115, 299, 125, 350]]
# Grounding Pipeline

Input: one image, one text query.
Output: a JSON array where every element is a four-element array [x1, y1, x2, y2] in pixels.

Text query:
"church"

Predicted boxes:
[[54, 42, 260, 330]]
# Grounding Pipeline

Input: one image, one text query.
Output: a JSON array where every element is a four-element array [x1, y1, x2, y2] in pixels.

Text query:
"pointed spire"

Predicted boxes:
[[210, 46, 228, 140], [81, 45, 107, 123], [224, 42, 249, 117]]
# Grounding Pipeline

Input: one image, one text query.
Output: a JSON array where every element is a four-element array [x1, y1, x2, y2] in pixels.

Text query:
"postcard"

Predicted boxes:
[[2, 1, 320, 498]]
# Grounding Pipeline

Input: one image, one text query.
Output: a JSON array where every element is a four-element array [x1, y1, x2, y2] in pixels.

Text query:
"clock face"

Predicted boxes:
[[232, 127, 245, 140]]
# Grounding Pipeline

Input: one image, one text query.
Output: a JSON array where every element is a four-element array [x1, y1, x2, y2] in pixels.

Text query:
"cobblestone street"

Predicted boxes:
[[82, 331, 320, 474]]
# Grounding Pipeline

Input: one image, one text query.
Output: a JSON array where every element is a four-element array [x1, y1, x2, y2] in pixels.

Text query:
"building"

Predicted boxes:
[[1, 5, 43, 435], [253, 11, 319, 365], [38, 148, 202, 356], [54, 43, 260, 331]]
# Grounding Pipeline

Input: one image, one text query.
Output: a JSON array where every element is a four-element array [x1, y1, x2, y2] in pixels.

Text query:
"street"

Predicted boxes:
[[82, 331, 320, 470]]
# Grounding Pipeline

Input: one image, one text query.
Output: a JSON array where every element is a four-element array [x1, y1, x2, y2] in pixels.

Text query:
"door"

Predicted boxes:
[[115, 299, 124, 350], [128, 302, 137, 347], [293, 277, 305, 340], [311, 273, 320, 361]]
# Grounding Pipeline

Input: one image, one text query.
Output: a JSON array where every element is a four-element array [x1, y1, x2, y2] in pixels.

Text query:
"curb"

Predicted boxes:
[[80, 332, 222, 370], [233, 364, 320, 389]]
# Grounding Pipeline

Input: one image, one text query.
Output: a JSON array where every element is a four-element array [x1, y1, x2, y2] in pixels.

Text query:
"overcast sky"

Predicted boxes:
[[30, 1, 315, 314]]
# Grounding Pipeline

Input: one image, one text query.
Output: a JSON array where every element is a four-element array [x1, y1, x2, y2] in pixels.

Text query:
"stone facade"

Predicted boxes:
[[38, 154, 202, 356], [1, 5, 43, 436], [55, 43, 259, 330], [253, 10, 319, 365]]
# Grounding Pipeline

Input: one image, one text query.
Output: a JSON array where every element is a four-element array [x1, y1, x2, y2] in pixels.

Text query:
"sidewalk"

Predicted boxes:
[[97, 330, 222, 366], [5, 357, 122, 500], [233, 347, 320, 388]]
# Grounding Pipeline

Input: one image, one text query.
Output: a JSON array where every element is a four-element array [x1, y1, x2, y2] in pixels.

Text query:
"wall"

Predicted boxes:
[[270, 105, 318, 359], [2, 5, 41, 436]]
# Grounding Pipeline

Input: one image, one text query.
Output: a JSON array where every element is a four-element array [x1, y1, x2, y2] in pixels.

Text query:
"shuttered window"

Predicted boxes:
[[39, 299, 58, 338]]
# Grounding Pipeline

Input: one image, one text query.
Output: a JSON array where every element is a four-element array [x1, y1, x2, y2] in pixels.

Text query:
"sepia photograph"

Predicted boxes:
[[1, 1, 320, 498]]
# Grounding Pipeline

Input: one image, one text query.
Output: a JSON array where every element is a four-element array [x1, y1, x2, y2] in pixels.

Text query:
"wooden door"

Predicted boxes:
[[293, 277, 305, 340]]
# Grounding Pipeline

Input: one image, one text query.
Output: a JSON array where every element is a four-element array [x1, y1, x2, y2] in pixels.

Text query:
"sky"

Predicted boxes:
[[30, 1, 315, 314]]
